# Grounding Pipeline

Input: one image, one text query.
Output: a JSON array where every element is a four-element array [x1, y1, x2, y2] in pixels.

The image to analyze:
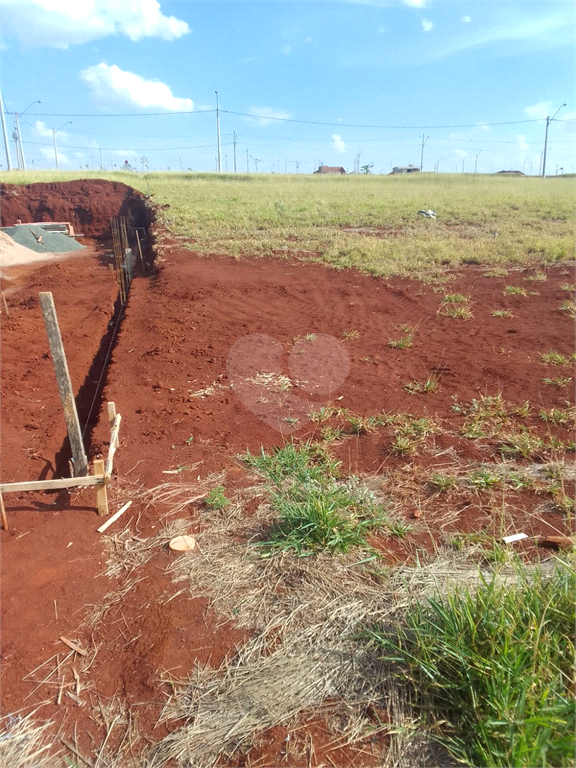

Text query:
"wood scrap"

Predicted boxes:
[[59, 635, 88, 656]]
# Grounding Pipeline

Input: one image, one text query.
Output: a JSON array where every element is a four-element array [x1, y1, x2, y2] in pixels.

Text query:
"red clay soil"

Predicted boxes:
[[1, 195, 575, 765], [1, 179, 150, 239]]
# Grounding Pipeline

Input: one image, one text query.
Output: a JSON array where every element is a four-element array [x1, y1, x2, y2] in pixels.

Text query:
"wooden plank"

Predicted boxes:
[[1, 291, 9, 316], [0, 475, 105, 493], [135, 229, 144, 268], [0, 492, 7, 530], [97, 501, 132, 533], [107, 401, 116, 430], [93, 459, 108, 517], [39, 292, 88, 477], [105, 416, 122, 477]]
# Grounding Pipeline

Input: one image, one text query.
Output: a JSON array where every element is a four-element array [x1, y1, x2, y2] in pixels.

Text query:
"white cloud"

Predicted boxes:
[[80, 63, 193, 112], [41, 146, 70, 166], [524, 101, 553, 120], [34, 120, 53, 138], [461, 16, 472, 23], [304, 36, 312, 43], [453, 149, 468, 157], [421, 19, 434, 32], [404, 0, 426, 7], [561, 111, 576, 134], [331, 134, 346, 153], [247, 107, 291, 126], [517, 135, 529, 152], [476, 122, 490, 133], [0, 0, 189, 48]]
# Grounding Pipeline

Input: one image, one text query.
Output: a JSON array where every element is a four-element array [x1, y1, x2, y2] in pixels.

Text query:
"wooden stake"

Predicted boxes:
[[39, 292, 88, 477], [107, 401, 116, 428], [93, 459, 108, 516], [1, 291, 9, 316], [0, 492, 8, 531], [135, 230, 144, 268], [105, 414, 122, 477], [97, 500, 132, 533]]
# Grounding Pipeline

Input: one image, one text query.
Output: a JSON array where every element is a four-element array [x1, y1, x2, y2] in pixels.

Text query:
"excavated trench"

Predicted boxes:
[[1, 179, 159, 477]]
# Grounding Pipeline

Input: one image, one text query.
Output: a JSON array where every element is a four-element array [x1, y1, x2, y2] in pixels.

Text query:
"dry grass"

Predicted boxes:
[[141, 480, 520, 767], [0, 712, 64, 768]]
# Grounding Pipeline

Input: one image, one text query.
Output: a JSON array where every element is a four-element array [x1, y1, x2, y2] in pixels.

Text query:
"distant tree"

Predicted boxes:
[[360, 163, 374, 174]]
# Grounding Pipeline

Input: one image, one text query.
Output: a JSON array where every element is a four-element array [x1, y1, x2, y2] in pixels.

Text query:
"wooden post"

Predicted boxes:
[[135, 230, 144, 269], [39, 292, 88, 477], [93, 459, 108, 516], [0, 492, 8, 531], [1, 292, 9, 316]]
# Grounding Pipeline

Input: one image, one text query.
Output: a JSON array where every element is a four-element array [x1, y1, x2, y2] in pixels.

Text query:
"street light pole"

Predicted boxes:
[[13, 100, 41, 171], [215, 91, 221, 173], [52, 121, 72, 170], [420, 134, 429, 172], [542, 103, 566, 177], [475, 150, 482, 174], [0, 91, 12, 171]]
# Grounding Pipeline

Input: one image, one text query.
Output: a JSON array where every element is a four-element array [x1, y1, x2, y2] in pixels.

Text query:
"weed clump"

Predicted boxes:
[[244, 443, 388, 556], [364, 557, 576, 767]]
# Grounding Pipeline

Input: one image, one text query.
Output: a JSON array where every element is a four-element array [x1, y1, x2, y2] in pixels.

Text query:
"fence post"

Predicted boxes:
[[39, 292, 88, 477]]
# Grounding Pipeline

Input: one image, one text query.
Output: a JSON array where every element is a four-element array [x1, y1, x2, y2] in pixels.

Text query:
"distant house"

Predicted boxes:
[[314, 165, 346, 174], [392, 165, 420, 174]]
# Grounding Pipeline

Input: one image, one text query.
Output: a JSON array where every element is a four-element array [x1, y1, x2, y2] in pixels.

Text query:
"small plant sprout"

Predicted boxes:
[[524, 271, 547, 282], [430, 472, 458, 492], [442, 293, 469, 304], [204, 485, 229, 509], [491, 309, 513, 318], [560, 283, 575, 292], [542, 376, 572, 387], [346, 415, 379, 435], [303, 333, 317, 341], [310, 405, 337, 423], [539, 351, 573, 366], [438, 296, 473, 319], [388, 334, 414, 349], [468, 467, 500, 489], [342, 330, 360, 340], [185, 435, 194, 445], [404, 377, 439, 395], [559, 300, 576, 318], [539, 405, 575, 427], [503, 286, 527, 296]]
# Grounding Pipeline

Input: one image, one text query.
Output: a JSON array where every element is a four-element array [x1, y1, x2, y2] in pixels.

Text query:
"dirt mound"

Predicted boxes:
[[0, 179, 149, 239]]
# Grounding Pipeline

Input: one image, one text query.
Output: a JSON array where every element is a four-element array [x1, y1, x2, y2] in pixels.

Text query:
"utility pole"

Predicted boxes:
[[52, 121, 71, 171], [215, 91, 221, 172], [14, 113, 25, 170], [542, 104, 566, 178], [233, 132, 237, 172], [420, 135, 429, 172], [0, 91, 12, 171], [475, 150, 482, 174], [462, 158, 465, 173], [99, 146, 103, 170]]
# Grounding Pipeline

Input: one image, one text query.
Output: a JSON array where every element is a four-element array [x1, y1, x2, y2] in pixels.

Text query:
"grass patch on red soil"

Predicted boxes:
[[0, 177, 574, 767]]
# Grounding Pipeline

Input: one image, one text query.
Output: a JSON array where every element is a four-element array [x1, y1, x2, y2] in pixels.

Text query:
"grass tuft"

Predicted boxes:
[[364, 557, 576, 768]]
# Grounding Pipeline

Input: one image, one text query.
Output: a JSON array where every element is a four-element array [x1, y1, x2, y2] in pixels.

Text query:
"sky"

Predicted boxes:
[[0, 0, 574, 175]]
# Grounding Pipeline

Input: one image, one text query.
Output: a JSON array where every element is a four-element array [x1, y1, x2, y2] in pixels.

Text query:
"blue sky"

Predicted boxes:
[[1, 0, 574, 174]]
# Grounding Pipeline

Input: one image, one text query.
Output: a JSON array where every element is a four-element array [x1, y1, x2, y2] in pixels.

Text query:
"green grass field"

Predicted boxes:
[[1, 170, 574, 276]]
